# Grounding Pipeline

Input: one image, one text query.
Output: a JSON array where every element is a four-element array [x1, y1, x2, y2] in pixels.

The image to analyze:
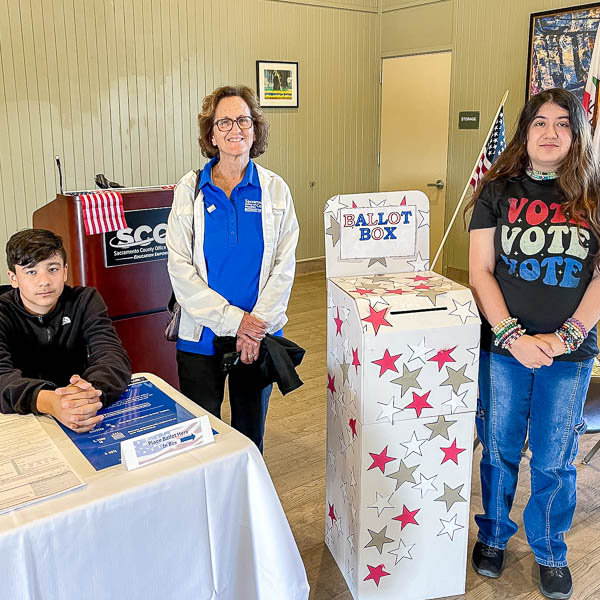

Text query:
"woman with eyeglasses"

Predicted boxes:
[[166, 85, 299, 453]]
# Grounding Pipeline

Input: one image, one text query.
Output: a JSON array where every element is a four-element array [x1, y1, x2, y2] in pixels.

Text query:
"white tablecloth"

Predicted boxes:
[[0, 374, 309, 600]]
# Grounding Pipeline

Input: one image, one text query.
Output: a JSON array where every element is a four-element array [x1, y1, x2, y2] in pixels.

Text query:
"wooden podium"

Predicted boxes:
[[33, 188, 179, 388]]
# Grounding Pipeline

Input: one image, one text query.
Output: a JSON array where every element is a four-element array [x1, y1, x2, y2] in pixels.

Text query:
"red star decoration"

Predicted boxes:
[[349, 418, 357, 438], [411, 283, 433, 290], [328, 503, 337, 523], [393, 505, 420, 530], [428, 347, 456, 371], [410, 275, 432, 281], [368, 445, 396, 473], [400, 196, 407, 205], [362, 305, 392, 335], [327, 373, 336, 395], [350, 288, 375, 296], [334, 308, 343, 336], [372, 349, 402, 377], [352, 201, 358, 208], [441, 438, 466, 465], [404, 390, 433, 417], [384, 288, 404, 295], [364, 564, 391, 587], [352, 348, 361, 373]]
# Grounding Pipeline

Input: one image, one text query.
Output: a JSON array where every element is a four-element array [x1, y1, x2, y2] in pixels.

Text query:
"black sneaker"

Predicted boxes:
[[471, 541, 505, 578], [539, 565, 573, 599]]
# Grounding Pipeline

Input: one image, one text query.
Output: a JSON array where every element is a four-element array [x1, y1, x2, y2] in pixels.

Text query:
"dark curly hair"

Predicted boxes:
[[198, 85, 270, 159]]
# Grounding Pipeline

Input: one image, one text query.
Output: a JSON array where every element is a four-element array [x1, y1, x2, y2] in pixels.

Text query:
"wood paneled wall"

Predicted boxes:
[[0, 0, 379, 283]]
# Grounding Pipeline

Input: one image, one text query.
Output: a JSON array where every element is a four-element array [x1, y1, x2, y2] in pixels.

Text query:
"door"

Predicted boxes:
[[379, 52, 452, 272]]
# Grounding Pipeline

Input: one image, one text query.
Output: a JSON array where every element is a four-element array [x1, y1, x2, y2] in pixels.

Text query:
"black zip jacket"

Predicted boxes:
[[0, 285, 131, 415]]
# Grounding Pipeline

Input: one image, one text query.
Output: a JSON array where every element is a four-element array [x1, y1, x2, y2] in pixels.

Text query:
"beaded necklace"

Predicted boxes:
[[526, 166, 559, 181]]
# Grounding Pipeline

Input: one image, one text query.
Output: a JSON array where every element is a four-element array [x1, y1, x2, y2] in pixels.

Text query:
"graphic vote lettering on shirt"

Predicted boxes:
[[500, 195, 590, 288]]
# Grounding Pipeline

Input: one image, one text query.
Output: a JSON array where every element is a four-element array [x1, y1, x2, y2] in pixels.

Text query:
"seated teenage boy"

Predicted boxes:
[[0, 229, 131, 433]]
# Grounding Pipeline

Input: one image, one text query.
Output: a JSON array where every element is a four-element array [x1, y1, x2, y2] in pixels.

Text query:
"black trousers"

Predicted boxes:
[[176, 350, 271, 452]]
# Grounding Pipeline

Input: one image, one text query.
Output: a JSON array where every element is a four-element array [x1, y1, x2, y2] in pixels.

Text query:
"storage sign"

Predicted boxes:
[[103, 207, 171, 268], [339, 206, 417, 259]]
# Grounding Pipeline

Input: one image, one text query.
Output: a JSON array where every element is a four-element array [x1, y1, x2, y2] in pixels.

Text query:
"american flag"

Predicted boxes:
[[469, 107, 506, 189], [79, 191, 127, 235]]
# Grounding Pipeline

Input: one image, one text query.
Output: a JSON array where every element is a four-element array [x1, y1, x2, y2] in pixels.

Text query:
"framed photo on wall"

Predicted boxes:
[[527, 3, 600, 101], [256, 61, 299, 108]]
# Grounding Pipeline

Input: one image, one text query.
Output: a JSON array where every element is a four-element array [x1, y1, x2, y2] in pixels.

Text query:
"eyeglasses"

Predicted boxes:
[[213, 116, 254, 132]]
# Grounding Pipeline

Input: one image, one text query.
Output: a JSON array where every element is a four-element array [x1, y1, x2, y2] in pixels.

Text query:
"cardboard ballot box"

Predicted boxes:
[[324, 191, 480, 600]]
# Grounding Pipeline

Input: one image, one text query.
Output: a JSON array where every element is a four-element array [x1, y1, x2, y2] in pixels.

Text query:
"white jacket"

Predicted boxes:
[[166, 163, 299, 342]]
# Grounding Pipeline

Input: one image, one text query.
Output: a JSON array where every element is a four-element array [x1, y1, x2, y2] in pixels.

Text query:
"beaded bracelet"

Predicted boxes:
[[492, 317, 526, 349], [555, 318, 588, 354]]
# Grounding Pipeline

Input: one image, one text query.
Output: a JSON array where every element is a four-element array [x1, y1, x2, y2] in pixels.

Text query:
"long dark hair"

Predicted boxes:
[[465, 88, 600, 257]]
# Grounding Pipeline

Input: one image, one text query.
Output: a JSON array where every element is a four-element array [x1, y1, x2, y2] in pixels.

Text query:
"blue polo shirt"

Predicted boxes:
[[177, 157, 264, 355]]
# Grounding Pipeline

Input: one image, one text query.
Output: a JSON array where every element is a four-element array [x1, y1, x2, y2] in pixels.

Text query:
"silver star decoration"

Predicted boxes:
[[376, 395, 401, 424], [408, 252, 428, 271], [325, 214, 341, 246], [442, 390, 469, 413], [386, 459, 418, 490], [328, 450, 336, 470], [329, 343, 342, 364], [340, 481, 349, 503], [367, 492, 395, 517], [324, 194, 348, 216], [400, 431, 428, 458], [391, 364, 422, 396], [347, 533, 356, 554], [441, 365, 473, 394], [417, 288, 447, 306], [418, 209, 430, 228], [368, 256, 388, 268], [340, 357, 351, 385], [424, 415, 457, 440], [369, 198, 387, 207], [364, 525, 395, 554], [437, 514, 464, 541], [407, 338, 434, 363], [435, 483, 467, 512], [412, 472, 438, 498], [448, 299, 478, 324], [371, 274, 395, 283], [388, 539, 415, 564], [467, 343, 480, 365]]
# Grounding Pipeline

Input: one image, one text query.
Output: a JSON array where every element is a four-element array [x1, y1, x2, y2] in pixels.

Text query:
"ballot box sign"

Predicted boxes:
[[339, 206, 417, 260], [103, 207, 170, 268]]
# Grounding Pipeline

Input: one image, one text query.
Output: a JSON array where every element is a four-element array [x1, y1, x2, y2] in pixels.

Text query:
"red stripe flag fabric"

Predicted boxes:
[[469, 107, 506, 190], [79, 191, 127, 235]]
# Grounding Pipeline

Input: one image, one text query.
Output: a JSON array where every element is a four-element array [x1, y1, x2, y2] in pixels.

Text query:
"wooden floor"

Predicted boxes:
[[226, 272, 600, 600]]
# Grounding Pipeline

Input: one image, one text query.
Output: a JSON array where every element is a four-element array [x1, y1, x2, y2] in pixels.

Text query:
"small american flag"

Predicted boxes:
[[79, 191, 127, 235], [469, 107, 506, 189]]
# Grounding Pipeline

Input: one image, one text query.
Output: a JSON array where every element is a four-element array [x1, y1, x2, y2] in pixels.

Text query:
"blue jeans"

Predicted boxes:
[[476, 350, 593, 567]]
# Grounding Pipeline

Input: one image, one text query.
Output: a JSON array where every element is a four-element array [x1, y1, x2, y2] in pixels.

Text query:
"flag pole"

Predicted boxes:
[[430, 90, 510, 273]]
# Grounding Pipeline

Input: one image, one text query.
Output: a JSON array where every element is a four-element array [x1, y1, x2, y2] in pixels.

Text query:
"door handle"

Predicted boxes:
[[427, 179, 445, 190]]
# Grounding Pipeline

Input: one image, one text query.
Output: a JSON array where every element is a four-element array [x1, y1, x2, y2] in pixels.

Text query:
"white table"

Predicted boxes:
[[0, 374, 309, 600]]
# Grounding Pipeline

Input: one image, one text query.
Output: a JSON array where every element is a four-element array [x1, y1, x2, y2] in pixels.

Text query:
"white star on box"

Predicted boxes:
[[467, 343, 480, 365], [418, 209, 430, 228], [368, 491, 395, 517], [448, 299, 478, 324], [442, 390, 469, 414], [327, 293, 335, 309], [334, 516, 344, 536], [328, 450, 336, 470], [324, 195, 348, 217], [388, 539, 415, 564], [350, 467, 357, 487], [412, 472, 438, 499], [368, 295, 390, 308], [369, 198, 387, 207], [347, 533, 356, 554], [377, 396, 401, 424], [340, 306, 351, 321], [340, 481, 349, 502], [408, 252, 429, 272], [438, 514, 464, 541], [407, 337, 434, 363], [400, 431, 428, 458]]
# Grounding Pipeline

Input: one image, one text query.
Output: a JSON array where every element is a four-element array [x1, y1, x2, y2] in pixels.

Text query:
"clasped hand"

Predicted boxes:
[[37, 374, 103, 433], [509, 333, 567, 368], [237, 312, 267, 364]]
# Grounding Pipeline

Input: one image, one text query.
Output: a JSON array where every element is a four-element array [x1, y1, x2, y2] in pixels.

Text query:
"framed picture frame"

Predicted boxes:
[[527, 3, 600, 101], [256, 61, 299, 108]]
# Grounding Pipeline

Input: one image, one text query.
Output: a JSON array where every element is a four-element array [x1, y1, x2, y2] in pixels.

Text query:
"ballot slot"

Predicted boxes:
[[390, 306, 448, 315]]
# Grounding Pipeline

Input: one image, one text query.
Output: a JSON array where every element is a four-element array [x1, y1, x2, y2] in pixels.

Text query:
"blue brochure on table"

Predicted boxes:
[[59, 376, 204, 470]]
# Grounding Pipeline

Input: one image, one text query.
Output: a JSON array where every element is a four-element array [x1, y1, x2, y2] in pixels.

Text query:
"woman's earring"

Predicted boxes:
[[212, 137, 216, 145]]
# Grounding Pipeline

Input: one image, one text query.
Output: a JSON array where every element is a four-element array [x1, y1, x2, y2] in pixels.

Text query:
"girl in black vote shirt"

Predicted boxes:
[[467, 88, 600, 600]]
